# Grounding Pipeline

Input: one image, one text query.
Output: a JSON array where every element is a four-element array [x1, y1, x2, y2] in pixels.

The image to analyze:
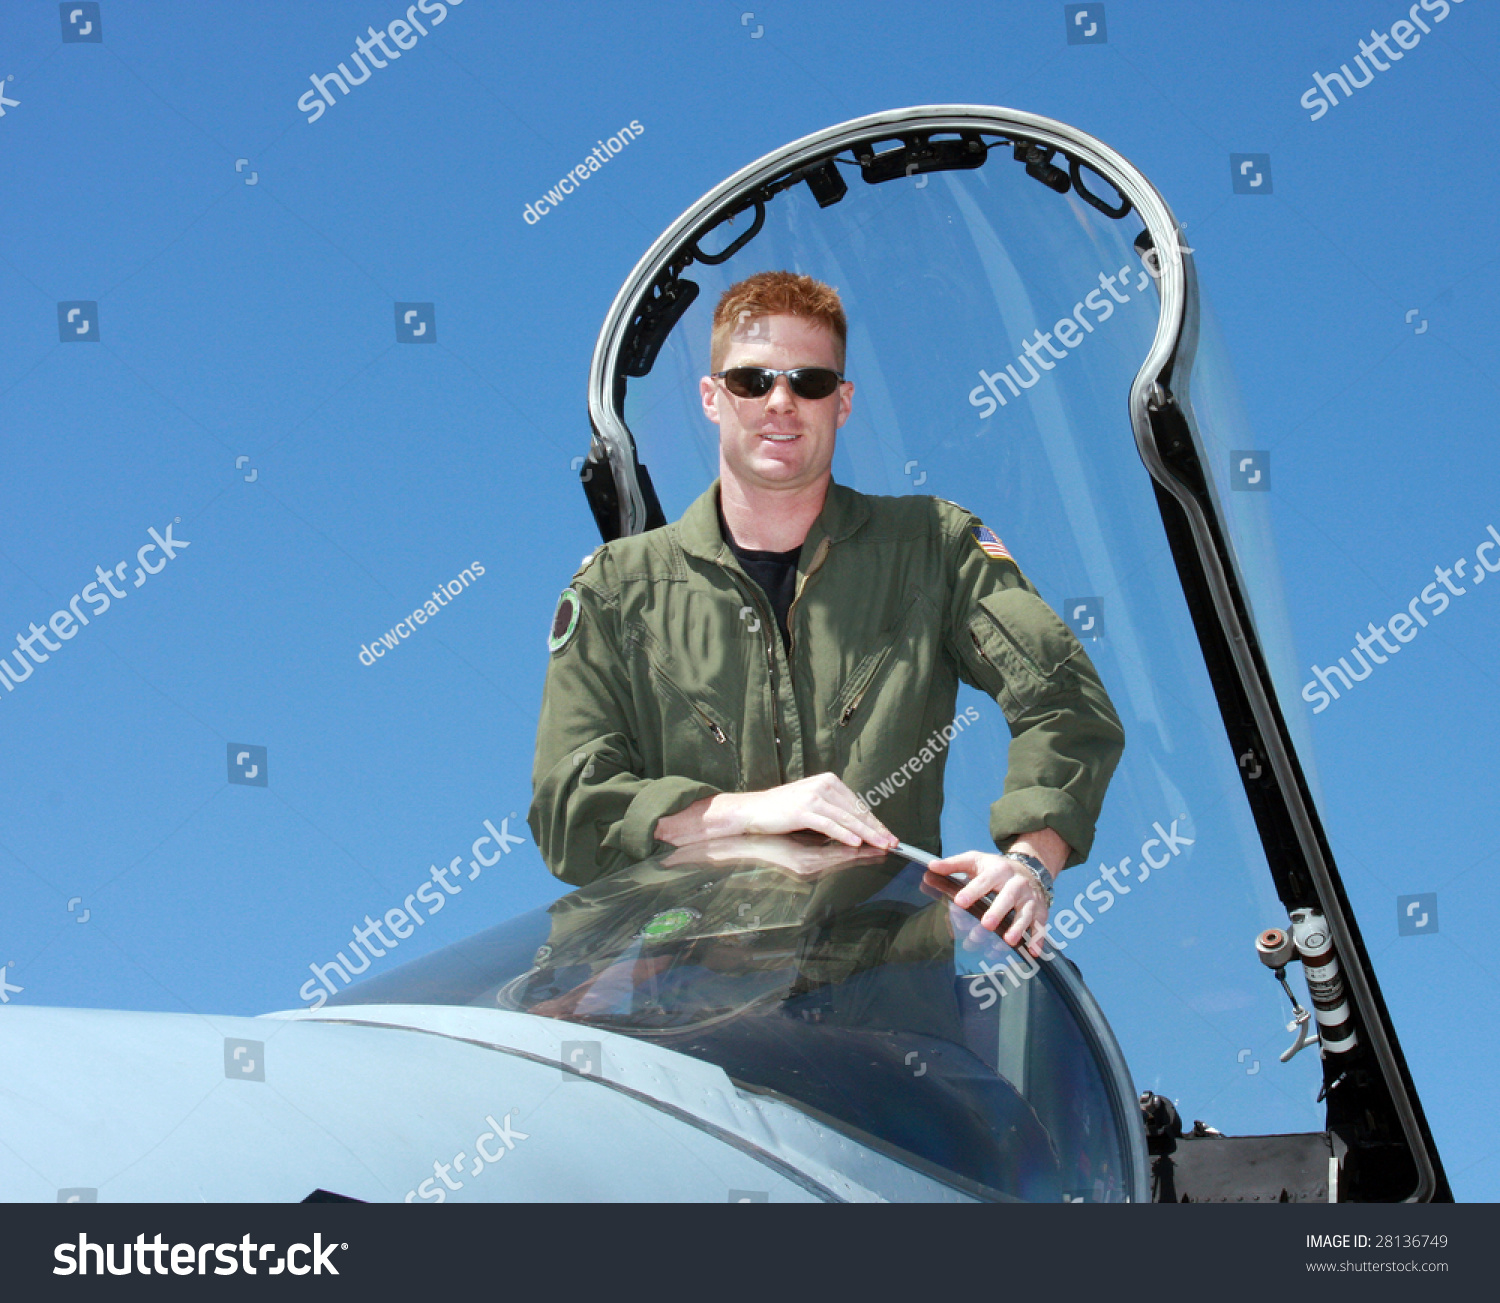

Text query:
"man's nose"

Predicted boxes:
[[765, 375, 797, 408]]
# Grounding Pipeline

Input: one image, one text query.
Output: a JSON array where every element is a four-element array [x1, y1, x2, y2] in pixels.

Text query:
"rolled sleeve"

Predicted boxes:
[[992, 787, 1094, 866], [610, 776, 723, 865]]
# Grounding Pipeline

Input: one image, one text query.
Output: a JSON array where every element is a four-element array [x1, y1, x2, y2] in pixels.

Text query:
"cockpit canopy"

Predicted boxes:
[[329, 836, 1150, 1203], [559, 107, 1444, 1199]]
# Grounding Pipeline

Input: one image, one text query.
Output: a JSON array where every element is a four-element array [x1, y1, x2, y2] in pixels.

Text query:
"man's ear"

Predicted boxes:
[[700, 374, 722, 425], [834, 380, 855, 429]]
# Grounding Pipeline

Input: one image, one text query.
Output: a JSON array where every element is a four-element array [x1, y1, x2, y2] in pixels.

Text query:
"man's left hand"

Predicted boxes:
[[926, 829, 1070, 958]]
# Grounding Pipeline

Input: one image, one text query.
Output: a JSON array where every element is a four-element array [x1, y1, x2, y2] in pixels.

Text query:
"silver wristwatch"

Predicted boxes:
[[1000, 850, 1055, 906]]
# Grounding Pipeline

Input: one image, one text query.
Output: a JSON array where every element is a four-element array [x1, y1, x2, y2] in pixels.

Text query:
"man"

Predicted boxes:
[[529, 271, 1124, 957]]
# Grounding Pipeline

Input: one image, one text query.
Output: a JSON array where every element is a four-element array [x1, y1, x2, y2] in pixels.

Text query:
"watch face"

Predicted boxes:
[[1003, 853, 1051, 899]]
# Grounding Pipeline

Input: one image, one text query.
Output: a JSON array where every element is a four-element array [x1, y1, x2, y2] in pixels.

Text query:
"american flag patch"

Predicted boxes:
[[970, 524, 1012, 561]]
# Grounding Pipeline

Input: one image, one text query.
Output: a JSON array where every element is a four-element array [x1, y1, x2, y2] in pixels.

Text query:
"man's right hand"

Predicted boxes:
[[656, 772, 898, 851]]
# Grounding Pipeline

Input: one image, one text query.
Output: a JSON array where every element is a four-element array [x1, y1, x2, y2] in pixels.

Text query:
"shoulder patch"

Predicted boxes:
[[549, 587, 581, 653], [969, 523, 1013, 562]]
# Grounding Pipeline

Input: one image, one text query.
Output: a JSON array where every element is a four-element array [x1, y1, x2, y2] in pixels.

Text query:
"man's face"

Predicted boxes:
[[700, 313, 853, 496]]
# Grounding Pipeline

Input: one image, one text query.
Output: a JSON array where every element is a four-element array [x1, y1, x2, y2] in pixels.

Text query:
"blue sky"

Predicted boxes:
[[1, 0, 1497, 1200]]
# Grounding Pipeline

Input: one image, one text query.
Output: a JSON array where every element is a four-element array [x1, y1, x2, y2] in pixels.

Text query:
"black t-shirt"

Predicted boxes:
[[719, 504, 801, 654]]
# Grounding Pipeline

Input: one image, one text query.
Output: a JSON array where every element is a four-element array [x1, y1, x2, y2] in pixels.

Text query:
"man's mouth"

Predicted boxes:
[[761, 432, 800, 443]]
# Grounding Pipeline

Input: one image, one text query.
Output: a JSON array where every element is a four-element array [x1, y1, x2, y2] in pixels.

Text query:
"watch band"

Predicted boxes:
[[1000, 851, 1055, 907]]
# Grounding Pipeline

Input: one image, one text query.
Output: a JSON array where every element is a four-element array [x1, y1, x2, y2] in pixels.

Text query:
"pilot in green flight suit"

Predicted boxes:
[[529, 271, 1124, 956]]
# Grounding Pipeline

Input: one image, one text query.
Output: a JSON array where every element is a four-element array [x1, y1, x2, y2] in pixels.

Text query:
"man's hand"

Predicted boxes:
[[656, 773, 898, 852], [664, 834, 888, 877], [926, 828, 1070, 958]]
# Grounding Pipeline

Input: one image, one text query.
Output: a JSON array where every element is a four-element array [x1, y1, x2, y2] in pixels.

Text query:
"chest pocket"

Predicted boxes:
[[629, 624, 744, 793], [828, 587, 929, 760]]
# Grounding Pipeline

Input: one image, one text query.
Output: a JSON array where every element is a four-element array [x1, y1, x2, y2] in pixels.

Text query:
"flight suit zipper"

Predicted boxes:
[[837, 588, 919, 728], [837, 647, 895, 726], [652, 665, 740, 787], [757, 605, 786, 782], [970, 628, 993, 669], [721, 567, 785, 781], [692, 701, 728, 745], [971, 615, 1047, 679], [778, 537, 831, 779], [723, 536, 830, 785], [640, 634, 734, 769], [784, 536, 830, 669]]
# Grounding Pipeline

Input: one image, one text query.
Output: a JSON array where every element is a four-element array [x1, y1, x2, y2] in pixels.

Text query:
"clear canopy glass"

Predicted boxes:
[[600, 146, 1329, 1139]]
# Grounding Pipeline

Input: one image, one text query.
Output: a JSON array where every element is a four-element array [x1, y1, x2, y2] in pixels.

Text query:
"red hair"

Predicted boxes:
[[710, 270, 847, 370]]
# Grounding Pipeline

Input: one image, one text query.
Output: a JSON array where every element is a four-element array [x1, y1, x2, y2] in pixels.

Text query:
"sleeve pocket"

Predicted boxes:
[[966, 588, 1081, 720]]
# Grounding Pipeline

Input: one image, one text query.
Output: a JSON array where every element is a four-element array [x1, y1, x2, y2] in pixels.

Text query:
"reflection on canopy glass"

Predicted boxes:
[[329, 837, 1148, 1203]]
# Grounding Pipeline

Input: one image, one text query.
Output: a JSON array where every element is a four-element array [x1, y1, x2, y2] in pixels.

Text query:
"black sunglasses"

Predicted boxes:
[[712, 366, 846, 400]]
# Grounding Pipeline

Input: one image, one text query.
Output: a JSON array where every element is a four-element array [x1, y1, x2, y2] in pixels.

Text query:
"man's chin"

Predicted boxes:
[[741, 448, 806, 478], [723, 444, 831, 493], [754, 451, 805, 473], [747, 463, 824, 493]]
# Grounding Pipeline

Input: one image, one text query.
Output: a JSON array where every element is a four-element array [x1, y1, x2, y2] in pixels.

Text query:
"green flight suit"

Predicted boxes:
[[529, 478, 1124, 886]]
